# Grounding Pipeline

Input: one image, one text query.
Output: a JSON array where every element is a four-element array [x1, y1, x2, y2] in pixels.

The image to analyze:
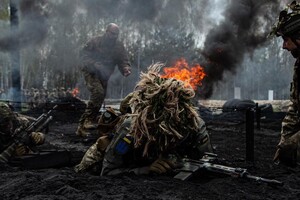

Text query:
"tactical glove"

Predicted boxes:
[[30, 132, 45, 145], [149, 158, 177, 174], [15, 144, 28, 156]]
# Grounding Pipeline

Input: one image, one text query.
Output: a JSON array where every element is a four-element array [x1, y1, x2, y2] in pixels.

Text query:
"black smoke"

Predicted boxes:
[[0, 0, 47, 52], [199, 0, 281, 99]]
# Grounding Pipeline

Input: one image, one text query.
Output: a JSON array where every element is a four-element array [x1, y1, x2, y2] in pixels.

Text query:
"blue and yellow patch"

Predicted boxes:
[[114, 135, 132, 155]]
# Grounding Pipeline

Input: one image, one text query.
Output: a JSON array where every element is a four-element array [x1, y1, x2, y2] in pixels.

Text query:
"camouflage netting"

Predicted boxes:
[[127, 63, 201, 156]]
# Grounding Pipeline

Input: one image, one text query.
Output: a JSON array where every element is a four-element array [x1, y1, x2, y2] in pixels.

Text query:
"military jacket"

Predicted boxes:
[[100, 116, 212, 176], [281, 57, 300, 138], [80, 35, 131, 81]]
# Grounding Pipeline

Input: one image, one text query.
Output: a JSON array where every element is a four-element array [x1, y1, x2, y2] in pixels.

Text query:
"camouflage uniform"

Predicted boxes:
[[0, 102, 45, 163], [75, 64, 213, 175], [0, 103, 16, 161], [102, 115, 212, 175], [75, 114, 212, 175], [278, 58, 300, 164], [281, 59, 300, 138], [77, 31, 131, 136], [269, 1, 300, 165]]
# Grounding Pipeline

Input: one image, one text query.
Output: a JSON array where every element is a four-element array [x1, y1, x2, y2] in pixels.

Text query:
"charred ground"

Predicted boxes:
[[0, 101, 299, 200]]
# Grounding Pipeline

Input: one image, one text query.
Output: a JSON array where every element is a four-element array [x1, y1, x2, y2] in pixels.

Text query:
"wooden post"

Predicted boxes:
[[256, 103, 261, 130]]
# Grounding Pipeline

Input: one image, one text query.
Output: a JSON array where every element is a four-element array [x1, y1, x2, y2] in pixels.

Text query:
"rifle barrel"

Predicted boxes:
[[175, 158, 283, 186], [245, 174, 283, 186]]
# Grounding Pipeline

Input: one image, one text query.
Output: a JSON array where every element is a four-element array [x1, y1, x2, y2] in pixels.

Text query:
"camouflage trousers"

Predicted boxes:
[[79, 69, 108, 125], [281, 105, 300, 142], [279, 105, 300, 163]]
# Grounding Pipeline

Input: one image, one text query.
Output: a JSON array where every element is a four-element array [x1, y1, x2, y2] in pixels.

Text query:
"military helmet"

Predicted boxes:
[[0, 102, 15, 126], [270, 1, 300, 37]]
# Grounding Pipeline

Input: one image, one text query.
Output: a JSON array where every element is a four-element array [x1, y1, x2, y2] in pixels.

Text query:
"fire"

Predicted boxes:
[[72, 87, 79, 97], [160, 58, 206, 90]]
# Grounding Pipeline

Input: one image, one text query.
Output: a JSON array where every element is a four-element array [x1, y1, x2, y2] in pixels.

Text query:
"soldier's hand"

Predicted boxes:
[[123, 66, 131, 77], [30, 132, 45, 145], [15, 144, 28, 156], [74, 163, 85, 173], [149, 158, 177, 174]]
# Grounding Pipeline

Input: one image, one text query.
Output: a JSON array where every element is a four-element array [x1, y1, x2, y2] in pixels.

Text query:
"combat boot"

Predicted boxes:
[[76, 125, 90, 137]]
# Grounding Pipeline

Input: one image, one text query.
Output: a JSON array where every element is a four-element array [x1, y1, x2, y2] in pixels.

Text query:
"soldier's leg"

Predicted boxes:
[[280, 107, 300, 143], [274, 108, 300, 165], [76, 71, 105, 136], [275, 131, 300, 166], [85, 80, 105, 124]]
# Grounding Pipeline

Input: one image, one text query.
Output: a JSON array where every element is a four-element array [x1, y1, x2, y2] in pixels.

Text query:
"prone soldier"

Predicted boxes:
[[0, 102, 45, 163], [75, 63, 213, 175]]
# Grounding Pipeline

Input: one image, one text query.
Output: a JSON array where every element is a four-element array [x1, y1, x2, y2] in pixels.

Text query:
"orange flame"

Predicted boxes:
[[72, 87, 79, 97], [160, 58, 206, 90]]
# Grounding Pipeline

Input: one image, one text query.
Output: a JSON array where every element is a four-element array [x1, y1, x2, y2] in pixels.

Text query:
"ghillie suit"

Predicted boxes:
[[126, 63, 208, 157], [75, 63, 213, 175]]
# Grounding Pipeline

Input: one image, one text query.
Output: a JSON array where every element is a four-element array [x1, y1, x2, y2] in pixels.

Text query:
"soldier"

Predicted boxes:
[[27, 88, 35, 110], [270, 1, 300, 166], [33, 88, 40, 108], [66, 87, 73, 98], [58, 87, 66, 98], [0, 102, 45, 163], [75, 63, 213, 175], [76, 23, 132, 137]]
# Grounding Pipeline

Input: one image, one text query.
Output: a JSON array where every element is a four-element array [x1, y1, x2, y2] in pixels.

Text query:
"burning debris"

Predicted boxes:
[[160, 58, 206, 90]]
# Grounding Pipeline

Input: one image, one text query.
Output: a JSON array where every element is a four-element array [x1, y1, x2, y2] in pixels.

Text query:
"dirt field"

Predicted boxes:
[[0, 102, 299, 200]]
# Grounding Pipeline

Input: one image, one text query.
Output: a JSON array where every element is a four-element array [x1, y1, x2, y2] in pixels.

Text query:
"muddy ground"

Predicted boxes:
[[0, 104, 300, 200]]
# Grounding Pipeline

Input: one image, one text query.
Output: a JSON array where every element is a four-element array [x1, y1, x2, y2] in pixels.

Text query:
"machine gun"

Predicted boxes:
[[0, 105, 57, 163], [174, 153, 283, 186]]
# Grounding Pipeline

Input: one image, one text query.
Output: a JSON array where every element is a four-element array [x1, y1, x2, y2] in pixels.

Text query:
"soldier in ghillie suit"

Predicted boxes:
[[76, 23, 131, 137], [270, 1, 300, 166], [75, 63, 213, 175], [0, 102, 45, 163]]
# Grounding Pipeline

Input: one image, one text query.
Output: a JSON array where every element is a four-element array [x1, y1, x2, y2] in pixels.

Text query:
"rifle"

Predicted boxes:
[[0, 105, 57, 163], [174, 152, 283, 186], [8, 150, 85, 169]]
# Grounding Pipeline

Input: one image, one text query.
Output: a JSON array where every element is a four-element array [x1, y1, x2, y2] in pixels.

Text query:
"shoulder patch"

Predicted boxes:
[[114, 135, 133, 155]]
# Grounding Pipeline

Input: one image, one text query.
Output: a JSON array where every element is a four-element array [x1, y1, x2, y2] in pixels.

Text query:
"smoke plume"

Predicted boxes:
[[200, 0, 280, 99], [0, 0, 47, 52]]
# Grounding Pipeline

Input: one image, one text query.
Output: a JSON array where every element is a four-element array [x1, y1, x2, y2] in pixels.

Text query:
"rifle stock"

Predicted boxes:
[[174, 153, 283, 186]]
